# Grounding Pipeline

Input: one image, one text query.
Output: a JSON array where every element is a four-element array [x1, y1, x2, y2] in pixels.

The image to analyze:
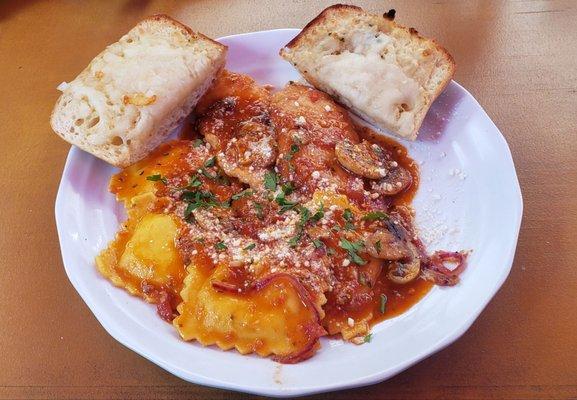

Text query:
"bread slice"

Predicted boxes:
[[280, 5, 455, 140], [51, 15, 227, 167]]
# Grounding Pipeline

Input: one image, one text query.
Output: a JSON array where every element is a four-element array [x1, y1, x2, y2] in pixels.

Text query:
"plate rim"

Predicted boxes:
[[54, 28, 523, 397]]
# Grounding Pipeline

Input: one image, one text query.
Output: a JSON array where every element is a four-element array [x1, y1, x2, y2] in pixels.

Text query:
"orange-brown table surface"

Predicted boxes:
[[1, 1, 576, 399]]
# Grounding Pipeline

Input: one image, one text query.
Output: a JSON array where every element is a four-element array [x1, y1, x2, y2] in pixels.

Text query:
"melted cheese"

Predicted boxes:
[[307, 31, 421, 137], [63, 21, 222, 146]]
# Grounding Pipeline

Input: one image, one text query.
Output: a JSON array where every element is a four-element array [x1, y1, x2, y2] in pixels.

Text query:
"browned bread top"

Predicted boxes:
[[281, 5, 455, 140], [51, 15, 227, 167]]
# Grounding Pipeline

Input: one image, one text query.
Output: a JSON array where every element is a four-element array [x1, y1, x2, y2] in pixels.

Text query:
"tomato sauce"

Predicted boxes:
[[180, 71, 434, 335]]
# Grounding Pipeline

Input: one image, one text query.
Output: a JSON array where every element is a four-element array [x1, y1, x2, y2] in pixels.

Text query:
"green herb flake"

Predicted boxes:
[[285, 144, 300, 161], [203, 156, 216, 168], [181, 189, 229, 210], [146, 174, 167, 185], [231, 189, 253, 201], [311, 204, 324, 222], [362, 211, 389, 222], [193, 138, 204, 147], [254, 202, 264, 220], [184, 203, 196, 220], [364, 333, 373, 343], [343, 208, 355, 230], [281, 182, 294, 195], [244, 243, 256, 251], [288, 232, 302, 248], [349, 252, 367, 266], [374, 240, 382, 254], [214, 241, 227, 251], [275, 191, 298, 213], [343, 209, 353, 221], [339, 238, 363, 253], [339, 238, 366, 265], [188, 176, 202, 188], [379, 294, 388, 314], [298, 206, 311, 226], [288, 206, 311, 247], [264, 171, 278, 191], [312, 239, 324, 248], [201, 168, 217, 179], [327, 248, 336, 256]]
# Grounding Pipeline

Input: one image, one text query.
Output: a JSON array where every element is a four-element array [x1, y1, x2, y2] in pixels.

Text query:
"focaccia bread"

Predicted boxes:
[[50, 15, 227, 167], [280, 5, 455, 140]]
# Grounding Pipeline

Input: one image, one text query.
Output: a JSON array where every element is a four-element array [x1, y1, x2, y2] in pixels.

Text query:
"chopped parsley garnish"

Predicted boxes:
[[358, 273, 368, 287], [331, 225, 341, 232], [201, 168, 217, 179], [214, 241, 227, 251], [288, 206, 310, 247], [311, 204, 324, 222], [343, 209, 353, 220], [200, 168, 229, 185], [192, 138, 204, 147], [327, 248, 336, 256], [203, 156, 216, 168], [339, 238, 366, 265], [343, 208, 355, 230], [288, 232, 302, 248], [284, 144, 300, 160], [231, 189, 253, 201], [183, 203, 196, 220], [188, 176, 202, 188], [362, 211, 389, 222], [281, 182, 294, 195], [244, 243, 256, 251], [253, 202, 264, 220], [177, 174, 203, 191], [264, 171, 278, 191], [312, 239, 324, 248], [181, 189, 229, 214], [146, 174, 167, 185], [298, 206, 311, 226], [275, 191, 298, 213], [379, 294, 388, 314], [364, 333, 373, 343], [374, 240, 382, 254]]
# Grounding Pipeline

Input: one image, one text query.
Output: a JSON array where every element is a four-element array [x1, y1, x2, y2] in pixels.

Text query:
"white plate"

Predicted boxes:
[[55, 29, 523, 397]]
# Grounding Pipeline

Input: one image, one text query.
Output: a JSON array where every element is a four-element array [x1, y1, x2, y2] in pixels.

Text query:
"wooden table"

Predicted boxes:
[[1, 1, 576, 399]]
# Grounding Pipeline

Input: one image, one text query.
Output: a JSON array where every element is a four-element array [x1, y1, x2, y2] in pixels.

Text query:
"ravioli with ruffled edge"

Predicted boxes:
[[95, 70, 467, 363]]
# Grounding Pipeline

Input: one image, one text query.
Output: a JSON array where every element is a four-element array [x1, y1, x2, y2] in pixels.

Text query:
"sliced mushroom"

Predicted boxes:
[[387, 243, 421, 284], [217, 121, 277, 188], [370, 167, 412, 196], [365, 229, 411, 260], [335, 140, 388, 179]]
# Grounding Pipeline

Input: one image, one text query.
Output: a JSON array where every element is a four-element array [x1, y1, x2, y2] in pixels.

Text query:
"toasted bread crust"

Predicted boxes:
[[283, 4, 362, 50], [281, 4, 455, 140], [50, 15, 226, 167], [144, 14, 227, 52]]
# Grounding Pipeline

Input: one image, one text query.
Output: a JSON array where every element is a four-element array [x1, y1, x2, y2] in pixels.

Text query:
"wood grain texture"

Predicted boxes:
[[0, 0, 576, 399]]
